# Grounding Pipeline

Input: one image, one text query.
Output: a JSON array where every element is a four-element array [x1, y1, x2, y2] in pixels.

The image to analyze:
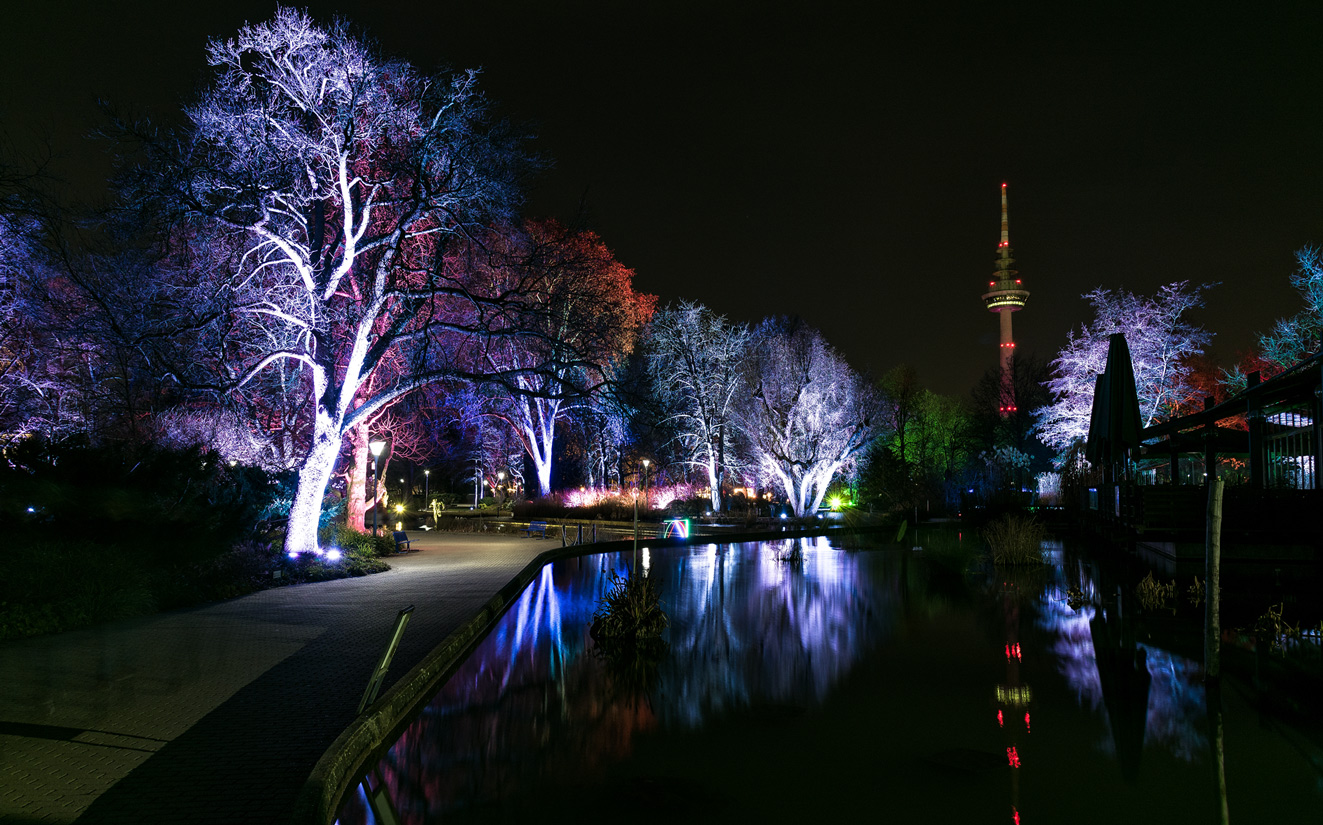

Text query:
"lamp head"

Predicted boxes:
[[642, 458, 650, 468], [369, 440, 386, 457]]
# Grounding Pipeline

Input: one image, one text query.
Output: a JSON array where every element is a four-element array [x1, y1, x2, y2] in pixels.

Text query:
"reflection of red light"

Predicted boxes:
[[1013, 808, 1020, 825], [1025, 712, 1031, 732], [998, 709, 1004, 727], [1007, 746, 1021, 767]]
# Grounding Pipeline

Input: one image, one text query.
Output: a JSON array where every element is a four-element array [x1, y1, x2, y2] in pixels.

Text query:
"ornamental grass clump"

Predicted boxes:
[[590, 573, 669, 645], [983, 514, 1047, 566]]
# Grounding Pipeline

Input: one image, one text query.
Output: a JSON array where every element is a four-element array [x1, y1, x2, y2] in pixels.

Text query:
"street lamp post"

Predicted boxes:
[[497, 471, 505, 508], [642, 458, 650, 509], [369, 440, 387, 537], [423, 469, 429, 509], [473, 457, 481, 509]]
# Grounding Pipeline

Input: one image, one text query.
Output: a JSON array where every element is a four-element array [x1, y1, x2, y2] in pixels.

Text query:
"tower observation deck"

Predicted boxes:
[[981, 183, 1029, 413]]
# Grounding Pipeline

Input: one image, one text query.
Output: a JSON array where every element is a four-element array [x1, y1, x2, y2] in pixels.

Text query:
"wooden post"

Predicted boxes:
[[1205, 479, 1223, 681]]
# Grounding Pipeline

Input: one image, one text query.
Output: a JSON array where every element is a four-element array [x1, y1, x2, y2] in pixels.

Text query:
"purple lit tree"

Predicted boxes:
[[737, 317, 880, 517], [1036, 281, 1214, 452], [122, 9, 591, 555], [646, 301, 749, 511]]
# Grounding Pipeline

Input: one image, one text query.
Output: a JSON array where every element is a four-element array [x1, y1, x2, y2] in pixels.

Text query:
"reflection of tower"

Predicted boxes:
[[981, 183, 1030, 415], [995, 582, 1031, 824]]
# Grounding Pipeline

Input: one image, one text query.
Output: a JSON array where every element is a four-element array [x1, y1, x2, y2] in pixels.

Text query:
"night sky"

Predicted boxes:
[[5, 1, 1322, 397]]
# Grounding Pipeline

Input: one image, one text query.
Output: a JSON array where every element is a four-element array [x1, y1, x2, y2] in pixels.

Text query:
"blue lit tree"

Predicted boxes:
[[738, 317, 880, 516], [645, 301, 748, 510], [1232, 246, 1323, 381]]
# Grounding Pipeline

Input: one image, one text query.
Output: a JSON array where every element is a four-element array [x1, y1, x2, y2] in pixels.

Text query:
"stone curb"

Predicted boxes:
[[291, 526, 876, 824]]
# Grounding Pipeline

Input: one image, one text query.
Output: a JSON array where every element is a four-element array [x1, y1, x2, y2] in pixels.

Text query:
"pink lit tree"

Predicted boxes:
[[1036, 281, 1214, 452], [737, 317, 881, 517]]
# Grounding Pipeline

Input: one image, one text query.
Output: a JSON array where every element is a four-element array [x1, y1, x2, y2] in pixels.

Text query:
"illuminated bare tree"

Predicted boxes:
[[1238, 246, 1323, 378], [646, 301, 748, 511], [738, 317, 880, 517], [1037, 281, 1213, 452], [127, 9, 559, 554]]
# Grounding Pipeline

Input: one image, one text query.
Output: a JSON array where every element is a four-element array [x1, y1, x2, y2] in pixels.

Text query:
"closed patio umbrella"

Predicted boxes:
[[1086, 333, 1145, 483]]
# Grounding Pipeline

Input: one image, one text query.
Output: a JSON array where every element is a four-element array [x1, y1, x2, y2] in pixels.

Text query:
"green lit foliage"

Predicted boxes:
[[319, 525, 396, 558], [862, 366, 973, 515]]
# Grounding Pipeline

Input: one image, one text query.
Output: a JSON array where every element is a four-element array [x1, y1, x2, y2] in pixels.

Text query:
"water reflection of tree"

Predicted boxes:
[[339, 542, 900, 823], [1032, 547, 1208, 781]]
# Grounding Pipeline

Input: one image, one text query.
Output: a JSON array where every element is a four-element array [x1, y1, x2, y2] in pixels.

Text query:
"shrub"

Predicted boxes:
[[591, 573, 669, 644], [320, 525, 396, 557], [1, 438, 285, 560], [294, 547, 390, 581], [431, 516, 487, 533], [665, 496, 710, 518], [982, 514, 1046, 565], [163, 539, 280, 606], [0, 541, 158, 641]]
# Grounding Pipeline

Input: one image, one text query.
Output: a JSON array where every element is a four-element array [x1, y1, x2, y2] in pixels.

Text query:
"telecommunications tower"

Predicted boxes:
[[981, 183, 1029, 414]]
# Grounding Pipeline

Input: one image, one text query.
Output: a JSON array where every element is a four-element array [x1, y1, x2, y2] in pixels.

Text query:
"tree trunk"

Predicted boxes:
[[285, 411, 343, 555], [529, 421, 554, 497], [345, 423, 369, 532], [707, 454, 722, 512]]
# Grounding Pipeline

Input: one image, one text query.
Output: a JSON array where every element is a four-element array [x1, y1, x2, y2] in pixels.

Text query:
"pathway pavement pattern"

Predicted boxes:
[[0, 531, 555, 824]]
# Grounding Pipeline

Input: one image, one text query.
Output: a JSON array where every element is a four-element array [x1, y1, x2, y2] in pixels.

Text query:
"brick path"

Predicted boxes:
[[0, 532, 557, 824]]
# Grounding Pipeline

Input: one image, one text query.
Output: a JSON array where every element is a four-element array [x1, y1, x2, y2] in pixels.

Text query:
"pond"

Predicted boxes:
[[336, 533, 1322, 824]]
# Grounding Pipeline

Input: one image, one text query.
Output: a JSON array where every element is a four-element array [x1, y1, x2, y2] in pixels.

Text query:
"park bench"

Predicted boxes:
[[521, 521, 549, 539], [392, 530, 414, 553]]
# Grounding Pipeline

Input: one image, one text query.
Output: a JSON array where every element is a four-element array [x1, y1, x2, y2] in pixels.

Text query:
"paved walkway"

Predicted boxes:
[[0, 532, 559, 824]]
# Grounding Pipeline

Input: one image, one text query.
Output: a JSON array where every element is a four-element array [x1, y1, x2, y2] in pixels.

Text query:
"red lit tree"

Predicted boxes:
[[475, 220, 654, 497]]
